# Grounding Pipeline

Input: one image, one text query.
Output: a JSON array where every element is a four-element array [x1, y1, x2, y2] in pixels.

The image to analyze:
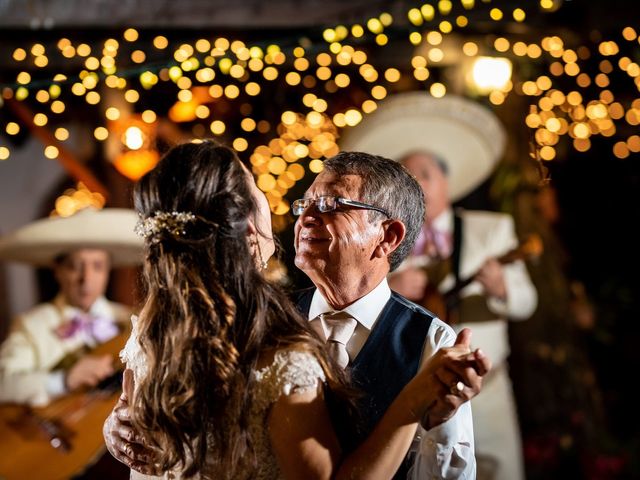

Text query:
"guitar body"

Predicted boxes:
[[0, 390, 121, 480], [419, 285, 449, 322], [0, 329, 129, 480]]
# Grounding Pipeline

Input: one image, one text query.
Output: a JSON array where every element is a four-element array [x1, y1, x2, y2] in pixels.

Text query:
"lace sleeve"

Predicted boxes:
[[253, 349, 326, 409], [119, 315, 147, 380]]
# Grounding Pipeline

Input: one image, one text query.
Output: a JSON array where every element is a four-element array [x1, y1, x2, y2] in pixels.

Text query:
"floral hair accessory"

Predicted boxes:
[[134, 211, 197, 243]]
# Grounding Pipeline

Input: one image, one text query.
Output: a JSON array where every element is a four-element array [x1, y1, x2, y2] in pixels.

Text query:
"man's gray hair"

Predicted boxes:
[[323, 151, 425, 271]]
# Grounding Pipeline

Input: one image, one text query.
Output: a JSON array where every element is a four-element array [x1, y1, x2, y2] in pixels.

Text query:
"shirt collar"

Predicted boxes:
[[431, 207, 454, 234], [308, 278, 391, 331]]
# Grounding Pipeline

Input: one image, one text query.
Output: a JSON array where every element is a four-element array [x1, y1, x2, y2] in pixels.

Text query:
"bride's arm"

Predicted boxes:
[[267, 378, 419, 480], [268, 381, 341, 480]]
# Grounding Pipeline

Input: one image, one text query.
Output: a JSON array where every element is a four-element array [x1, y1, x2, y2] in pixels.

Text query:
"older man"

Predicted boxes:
[[103, 152, 488, 479], [291, 151, 480, 479]]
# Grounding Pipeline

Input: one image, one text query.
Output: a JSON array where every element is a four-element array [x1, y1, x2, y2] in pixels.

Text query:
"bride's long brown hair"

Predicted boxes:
[[131, 140, 353, 477]]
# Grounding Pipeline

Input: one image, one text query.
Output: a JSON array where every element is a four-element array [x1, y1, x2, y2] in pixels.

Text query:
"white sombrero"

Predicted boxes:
[[0, 208, 143, 267], [339, 92, 506, 201]]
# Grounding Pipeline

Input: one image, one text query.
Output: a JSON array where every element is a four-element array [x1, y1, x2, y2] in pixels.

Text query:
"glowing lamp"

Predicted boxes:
[[109, 115, 159, 181], [469, 57, 512, 94], [113, 150, 160, 181]]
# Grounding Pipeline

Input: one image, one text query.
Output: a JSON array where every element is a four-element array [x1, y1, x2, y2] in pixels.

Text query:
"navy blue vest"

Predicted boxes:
[[294, 288, 434, 478]]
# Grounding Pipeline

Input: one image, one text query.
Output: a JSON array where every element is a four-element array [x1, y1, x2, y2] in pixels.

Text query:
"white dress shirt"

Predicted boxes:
[[308, 278, 476, 479]]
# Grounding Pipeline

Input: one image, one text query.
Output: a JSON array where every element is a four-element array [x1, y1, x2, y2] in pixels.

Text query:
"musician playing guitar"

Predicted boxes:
[[0, 208, 141, 479], [388, 151, 538, 480]]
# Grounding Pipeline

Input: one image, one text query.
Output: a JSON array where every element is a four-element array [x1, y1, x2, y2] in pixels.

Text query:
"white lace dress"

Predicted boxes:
[[120, 316, 326, 480]]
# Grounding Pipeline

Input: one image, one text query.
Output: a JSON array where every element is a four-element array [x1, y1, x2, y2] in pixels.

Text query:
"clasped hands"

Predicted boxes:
[[402, 327, 491, 430]]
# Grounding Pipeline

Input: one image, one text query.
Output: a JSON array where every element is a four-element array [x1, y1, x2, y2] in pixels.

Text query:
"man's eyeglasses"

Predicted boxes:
[[291, 195, 391, 218]]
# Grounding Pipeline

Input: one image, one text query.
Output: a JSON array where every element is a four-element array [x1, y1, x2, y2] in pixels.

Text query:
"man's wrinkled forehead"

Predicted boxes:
[[305, 172, 362, 199]]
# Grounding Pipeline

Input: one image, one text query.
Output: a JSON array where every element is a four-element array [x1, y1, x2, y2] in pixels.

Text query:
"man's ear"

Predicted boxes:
[[246, 218, 257, 237], [246, 219, 260, 260], [374, 219, 406, 259]]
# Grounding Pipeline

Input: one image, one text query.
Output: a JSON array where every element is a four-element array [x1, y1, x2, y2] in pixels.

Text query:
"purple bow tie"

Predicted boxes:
[[413, 224, 452, 258], [55, 313, 119, 344]]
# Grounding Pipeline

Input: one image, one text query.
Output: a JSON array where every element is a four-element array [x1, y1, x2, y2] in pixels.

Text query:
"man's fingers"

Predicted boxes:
[[462, 349, 491, 376], [435, 365, 478, 401], [85, 372, 101, 387], [99, 353, 114, 364], [122, 368, 134, 400], [117, 439, 159, 474], [456, 348, 491, 377], [112, 445, 155, 474], [115, 409, 131, 423], [473, 349, 491, 376], [114, 402, 132, 422], [434, 365, 458, 391], [454, 327, 472, 348], [115, 423, 146, 444]]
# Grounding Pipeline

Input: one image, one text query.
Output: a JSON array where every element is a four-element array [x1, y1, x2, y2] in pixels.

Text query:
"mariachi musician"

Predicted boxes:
[[0, 208, 142, 407]]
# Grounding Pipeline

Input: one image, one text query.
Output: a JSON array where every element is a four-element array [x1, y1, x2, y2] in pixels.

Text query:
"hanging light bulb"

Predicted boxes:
[[111, 116, 159, 181], [468, 56, 513, 94]]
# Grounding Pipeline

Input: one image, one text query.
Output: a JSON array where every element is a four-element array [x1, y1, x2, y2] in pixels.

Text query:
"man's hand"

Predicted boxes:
[[475, 258, 507, 300], [388, 267, 428, 301], [66, 354, 114, 391], [405, 328, 491, 429], [103, 369, 160, 475]]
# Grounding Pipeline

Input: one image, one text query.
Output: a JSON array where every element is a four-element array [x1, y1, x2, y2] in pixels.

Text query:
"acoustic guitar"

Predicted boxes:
[[420, 233, 543, 323], [0, 328, 129, 480]]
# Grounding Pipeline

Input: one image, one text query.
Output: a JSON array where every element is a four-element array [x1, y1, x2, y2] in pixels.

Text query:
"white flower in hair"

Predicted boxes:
[[134, 211, 197, 243]]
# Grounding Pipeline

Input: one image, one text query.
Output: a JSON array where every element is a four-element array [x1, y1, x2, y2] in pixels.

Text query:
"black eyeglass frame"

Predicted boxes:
[[291, 195, 391, 218]]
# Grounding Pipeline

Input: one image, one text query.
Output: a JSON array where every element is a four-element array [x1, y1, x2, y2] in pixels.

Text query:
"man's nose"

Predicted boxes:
[[298, 205, 323, 227], [78, 265, 91, 283]]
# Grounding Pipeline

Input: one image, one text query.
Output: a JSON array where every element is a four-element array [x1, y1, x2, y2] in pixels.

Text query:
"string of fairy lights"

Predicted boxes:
[[0, 0, 638, 218]]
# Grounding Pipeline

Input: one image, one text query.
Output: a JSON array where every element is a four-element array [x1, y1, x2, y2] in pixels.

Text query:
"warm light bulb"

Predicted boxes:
[[123, 126, 144, 150], [470, 57, 512, 93]]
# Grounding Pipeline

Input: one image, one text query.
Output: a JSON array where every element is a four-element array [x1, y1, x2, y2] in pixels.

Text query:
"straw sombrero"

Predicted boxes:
[[0, 208, 143, 267], [339, 92, 506, 201]]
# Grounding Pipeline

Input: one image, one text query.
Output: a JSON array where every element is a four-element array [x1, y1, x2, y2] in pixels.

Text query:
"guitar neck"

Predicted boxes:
[[443, 274, 476, 301]]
